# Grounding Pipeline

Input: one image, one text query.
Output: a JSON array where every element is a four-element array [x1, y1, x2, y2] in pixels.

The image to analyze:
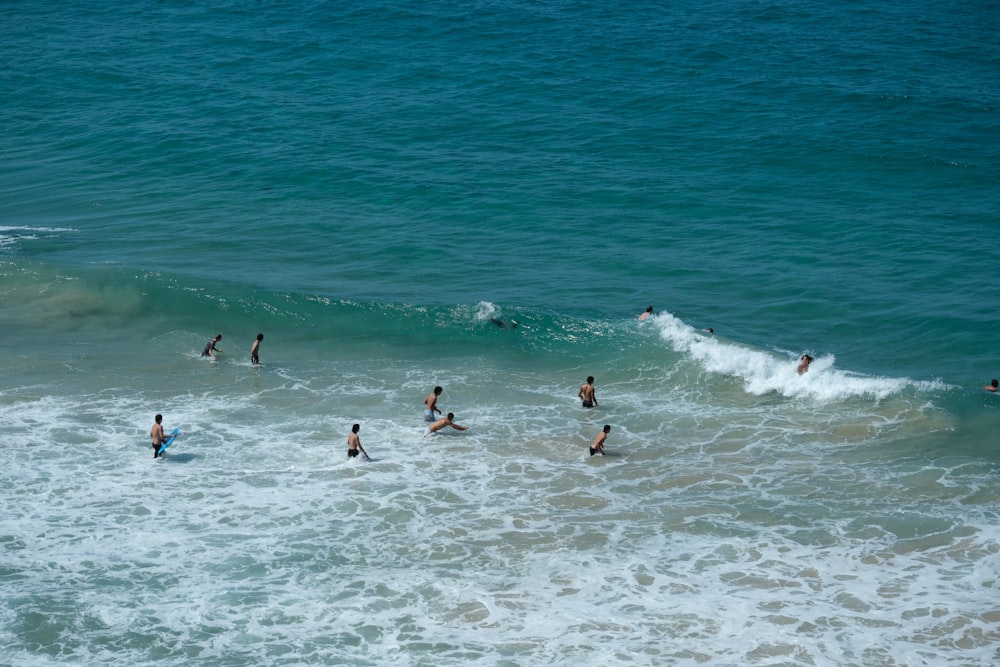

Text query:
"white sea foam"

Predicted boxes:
[[471, 300, 500, 322], [0, 225, 77, 248], [650, 312, 948, 402], [1, 353, 996, 666]]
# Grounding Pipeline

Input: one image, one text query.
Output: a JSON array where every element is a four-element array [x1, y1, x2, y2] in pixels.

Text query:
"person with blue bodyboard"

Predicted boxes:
[[149, 413, 176, 459]]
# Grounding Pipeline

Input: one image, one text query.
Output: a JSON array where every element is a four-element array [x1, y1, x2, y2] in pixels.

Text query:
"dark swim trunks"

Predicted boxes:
[[348, 448, 359, 458], [582, 401, 594, 408], [590, 447, 600, 456]]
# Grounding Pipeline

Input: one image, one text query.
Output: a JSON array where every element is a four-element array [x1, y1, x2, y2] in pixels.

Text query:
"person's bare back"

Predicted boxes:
[[578, 376, 597, 408], [425, 412, 468, 435], [424, 386, 443, 421], [347, 424, 370, 460], [590, 425, 610, 456], [150, 413, 167, 459]]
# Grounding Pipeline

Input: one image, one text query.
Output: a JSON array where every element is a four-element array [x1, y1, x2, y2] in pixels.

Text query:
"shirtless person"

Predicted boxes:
[[149, 413, 169, 459], [985, 379, 999, 392], [250, 333, 264, 365], [424, 412, 469, 436], [347, 423, 370, 460], [202, 334, 223, 360], [639, 306, 654, 321], [590, 425, 611, 456], [424, 386, 443, 422], [578, 376, 598, 408], [797, 355, 814, 374]]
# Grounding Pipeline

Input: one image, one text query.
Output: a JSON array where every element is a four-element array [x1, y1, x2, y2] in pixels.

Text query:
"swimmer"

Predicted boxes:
[[589, 425, 611, 457], [705, 327, 714, 334], [985, 379, 998, 392], [639, 306, 654, 321], [250, 333, 263, 365], [201, 334, 223, 360], [424, 386, 443, 421], [797, 354, 814, 374], [347, 423, 370, 461], [578, 376, 598, 408], [424, 412, 468, 436], [490, 318, 519, 329], [149, 413, 169, 459]]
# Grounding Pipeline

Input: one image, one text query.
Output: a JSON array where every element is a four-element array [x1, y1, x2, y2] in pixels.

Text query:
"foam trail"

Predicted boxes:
[[0, 225, 77, 248]]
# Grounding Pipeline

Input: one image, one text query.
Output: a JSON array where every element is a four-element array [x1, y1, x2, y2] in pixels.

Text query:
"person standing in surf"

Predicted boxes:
[[578, 376, 598, 408], [590, 425, 611, 457], [424, 386, 443, 422], [348, 423, 370, 461], [202, 334, 223, 360], [150, 414, 169, 459], [250, 333, 264, 365]]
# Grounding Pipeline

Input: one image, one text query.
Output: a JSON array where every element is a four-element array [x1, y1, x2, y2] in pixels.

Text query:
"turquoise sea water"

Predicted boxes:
[[3, 1, 1000, 665]]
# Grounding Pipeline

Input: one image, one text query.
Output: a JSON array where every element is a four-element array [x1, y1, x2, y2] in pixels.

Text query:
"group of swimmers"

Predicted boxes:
[[420, 383, 608, 456], [150, 331, 604, 459], [200, 333, 264, 365], [152, 305, 883, 460], [148, 332, 265, 457], [149, 378, 609, 460]]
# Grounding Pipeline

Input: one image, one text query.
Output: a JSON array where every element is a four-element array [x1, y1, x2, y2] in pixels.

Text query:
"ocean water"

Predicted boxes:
[[2, 0, 1000, 665]]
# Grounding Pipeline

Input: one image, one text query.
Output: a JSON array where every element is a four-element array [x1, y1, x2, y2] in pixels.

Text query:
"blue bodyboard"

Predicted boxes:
[[157, 428, 179, 455]]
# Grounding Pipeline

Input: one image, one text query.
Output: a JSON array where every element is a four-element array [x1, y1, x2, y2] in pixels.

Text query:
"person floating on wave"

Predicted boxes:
[[150, 413, 169, 459], [490, 317, 518, 329], [639, 306, 654, 321], [985, 379, 999, 392], [250, 333, 263, 365], [424, 386, 443, 422], [590, 425, 611, 457], [201, 334, 223, 360], [705, 327, 714, 334], [348, 423, 370, 461], [578, 376, 598, 408], [797, 354, 814, 374], [424, 412, 469, 437]]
